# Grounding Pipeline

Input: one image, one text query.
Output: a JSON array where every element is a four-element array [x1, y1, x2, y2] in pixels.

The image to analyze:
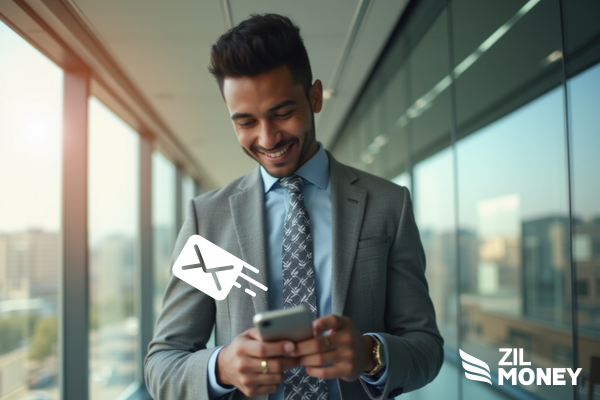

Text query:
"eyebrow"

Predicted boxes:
[[231, 100, 297, 120]]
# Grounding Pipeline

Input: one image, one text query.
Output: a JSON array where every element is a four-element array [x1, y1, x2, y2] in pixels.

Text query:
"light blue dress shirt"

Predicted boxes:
[[207, 144, 390, 399]]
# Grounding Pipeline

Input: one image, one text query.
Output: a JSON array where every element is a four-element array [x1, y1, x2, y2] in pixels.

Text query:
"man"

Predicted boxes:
[[145, 14, 443, 400]]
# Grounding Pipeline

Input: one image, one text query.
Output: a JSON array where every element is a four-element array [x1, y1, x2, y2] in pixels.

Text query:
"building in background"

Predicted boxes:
[[0, 230, 59, 307], [0, 230, 60, 400]]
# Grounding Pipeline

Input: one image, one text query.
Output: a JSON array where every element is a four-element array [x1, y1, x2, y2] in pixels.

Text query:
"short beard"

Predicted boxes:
[[242, 113, 317, 178]]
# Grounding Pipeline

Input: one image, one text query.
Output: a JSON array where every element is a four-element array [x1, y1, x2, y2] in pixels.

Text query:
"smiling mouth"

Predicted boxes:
[[261, 144, 291, 158]]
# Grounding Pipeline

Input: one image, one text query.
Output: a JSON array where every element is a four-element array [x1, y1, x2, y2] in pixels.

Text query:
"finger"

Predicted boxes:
[[305, 364, 349, 380], [244, 338, 296, 358], [292, 334, 334, 357], [246, 329, 296, 356], [298, 350, 339, 367], [242, 384, 280, 397], [312, 315, 347, 336], [240, 372, 285, 387], [245, 327, 261, 340], [241, 357, 300, 374]]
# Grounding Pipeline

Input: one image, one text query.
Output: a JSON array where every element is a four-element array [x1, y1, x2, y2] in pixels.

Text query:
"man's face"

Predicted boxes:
[[222, 65, 323, 178]]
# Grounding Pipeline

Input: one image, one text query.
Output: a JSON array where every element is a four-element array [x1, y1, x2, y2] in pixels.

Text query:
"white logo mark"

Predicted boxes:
[[172, 235, 267, 300], [459, 349, 492, 385]]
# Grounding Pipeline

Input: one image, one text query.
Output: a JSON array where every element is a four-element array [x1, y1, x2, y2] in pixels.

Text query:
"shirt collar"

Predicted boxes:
[[260, 143, 330, 193]]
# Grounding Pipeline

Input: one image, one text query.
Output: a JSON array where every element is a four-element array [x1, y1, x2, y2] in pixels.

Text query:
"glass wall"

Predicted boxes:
[[0, 20, 63, 400], [152, 152, 176, 323], [562, 1, 600, 399], [181, 175, 197, 215], [453, 1, 571, 400], [1, 6, 194, 400], [88, 98, 139, 400], [330, 0, 600, 399]]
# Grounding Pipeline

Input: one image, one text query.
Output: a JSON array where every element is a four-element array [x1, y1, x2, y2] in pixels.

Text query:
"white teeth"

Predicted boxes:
[[265, 145, 290, 158]]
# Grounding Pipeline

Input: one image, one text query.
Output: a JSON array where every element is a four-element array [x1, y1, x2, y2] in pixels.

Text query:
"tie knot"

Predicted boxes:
[[279, 175, 304, 193]]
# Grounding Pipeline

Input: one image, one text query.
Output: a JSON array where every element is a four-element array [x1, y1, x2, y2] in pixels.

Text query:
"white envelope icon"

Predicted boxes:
[[172, 235, 249, 300]]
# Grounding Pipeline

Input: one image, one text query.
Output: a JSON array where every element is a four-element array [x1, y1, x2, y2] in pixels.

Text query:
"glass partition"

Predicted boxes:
[[451, 1, 571, 399], [88, 97, 139, 400], [330, 0, 597, 398], [562, 1, 600, 398], [152, 152, 176, 324]]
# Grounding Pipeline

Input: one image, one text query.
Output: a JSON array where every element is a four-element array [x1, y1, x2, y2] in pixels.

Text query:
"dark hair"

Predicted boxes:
[[209, 14, 313, 95]]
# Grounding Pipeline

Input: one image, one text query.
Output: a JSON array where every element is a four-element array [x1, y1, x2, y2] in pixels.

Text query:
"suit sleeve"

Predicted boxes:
[[359, 186, 444, 398], [144, 200, 219, 400]]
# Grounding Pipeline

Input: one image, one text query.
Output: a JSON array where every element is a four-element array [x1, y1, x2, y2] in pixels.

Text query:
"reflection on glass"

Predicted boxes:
[[452, 0, 571, 399], [414, 150, 457, 347], [411, 149, 460, 400], [88, 98, 139, 399], [152, 152, 176, 323], [457, 86, 570, 399], [565, 5, 600, 393], [407, 5, 460, 384], [0, 21, 62, 400]]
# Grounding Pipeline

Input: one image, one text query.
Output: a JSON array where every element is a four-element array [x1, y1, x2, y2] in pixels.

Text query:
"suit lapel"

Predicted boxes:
[[229, 168, 269, 314], [328, 153, 367, 316], [228, 156, 367, 317]]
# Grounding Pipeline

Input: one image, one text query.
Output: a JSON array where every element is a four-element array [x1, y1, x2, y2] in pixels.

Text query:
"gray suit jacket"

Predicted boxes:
[[145, 153, 443, 400]]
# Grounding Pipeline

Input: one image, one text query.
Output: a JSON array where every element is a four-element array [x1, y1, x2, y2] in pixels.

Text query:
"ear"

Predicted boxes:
[[309, 79, 323, 114]]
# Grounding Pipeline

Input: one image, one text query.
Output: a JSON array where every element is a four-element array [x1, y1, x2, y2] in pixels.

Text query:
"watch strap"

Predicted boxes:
[[365, 335, 384, 376]]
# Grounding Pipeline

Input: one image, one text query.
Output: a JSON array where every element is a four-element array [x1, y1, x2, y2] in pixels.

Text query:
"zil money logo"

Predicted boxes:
[[459, 348, 582, 386], [172, 235, 267, 300], [459, 349, 492, 385]]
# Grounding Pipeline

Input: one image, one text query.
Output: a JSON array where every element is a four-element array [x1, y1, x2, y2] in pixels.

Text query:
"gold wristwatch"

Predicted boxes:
[[365, 335, 386, 376]]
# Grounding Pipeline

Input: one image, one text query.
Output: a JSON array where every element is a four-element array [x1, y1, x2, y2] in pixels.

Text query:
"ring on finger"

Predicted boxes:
[[261, 359, 268, 374]]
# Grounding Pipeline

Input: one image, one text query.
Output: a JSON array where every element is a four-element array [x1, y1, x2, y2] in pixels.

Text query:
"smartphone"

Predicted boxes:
[[253, 305, 314, 342]]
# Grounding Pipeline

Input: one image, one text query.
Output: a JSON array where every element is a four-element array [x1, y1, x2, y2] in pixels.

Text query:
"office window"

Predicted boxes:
[[414, 150, 457, 346], [88, 97, 139, 400], [407, 8, 458, 399], [0, 20, 63, 400], [563, 0, 600, 387], [332, 0, 599, 398], [152, 152, 176, 323], [391, 173, 411, 191], [374, 34, 410, 180], [181, 175, 196, 214], [453, 1, 570, 399]]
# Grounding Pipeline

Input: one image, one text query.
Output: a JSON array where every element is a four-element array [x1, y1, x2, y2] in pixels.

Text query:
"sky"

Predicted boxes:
[[0, 22, 63, 233]]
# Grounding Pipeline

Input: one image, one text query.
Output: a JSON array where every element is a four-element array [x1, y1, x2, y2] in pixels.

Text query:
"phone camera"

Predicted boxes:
[[262, 321, 271, 328]]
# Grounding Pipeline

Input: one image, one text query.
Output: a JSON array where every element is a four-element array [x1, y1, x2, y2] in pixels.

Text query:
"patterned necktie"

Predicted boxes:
[[279, 175, 328, 400]]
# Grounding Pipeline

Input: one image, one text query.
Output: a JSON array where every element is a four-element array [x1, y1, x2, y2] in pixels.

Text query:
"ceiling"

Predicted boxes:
[[67, 0, 408, 188]]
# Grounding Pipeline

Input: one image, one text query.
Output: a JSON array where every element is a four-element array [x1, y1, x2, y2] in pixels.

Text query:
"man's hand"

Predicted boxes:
[[292, 315, 375, 381], [216, 328, 299, 397]]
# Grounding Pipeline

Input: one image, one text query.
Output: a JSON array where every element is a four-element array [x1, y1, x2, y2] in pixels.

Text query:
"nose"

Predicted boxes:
[[257, 120, 282, 150]]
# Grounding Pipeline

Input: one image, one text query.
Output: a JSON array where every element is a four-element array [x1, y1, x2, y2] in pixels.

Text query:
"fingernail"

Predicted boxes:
[[284, 343, 295, 353]]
